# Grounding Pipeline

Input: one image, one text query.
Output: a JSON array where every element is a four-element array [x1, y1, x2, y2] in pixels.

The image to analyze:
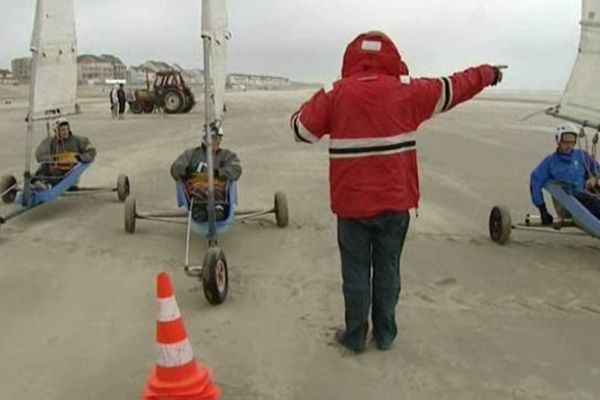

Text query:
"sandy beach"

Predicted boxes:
[[1, 85, 599, 400]]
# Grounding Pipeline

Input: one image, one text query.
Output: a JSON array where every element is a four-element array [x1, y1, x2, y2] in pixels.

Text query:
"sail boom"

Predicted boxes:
[[545, 108, 600, 131]]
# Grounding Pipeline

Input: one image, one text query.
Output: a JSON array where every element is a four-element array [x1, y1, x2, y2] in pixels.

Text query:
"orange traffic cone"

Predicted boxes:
[[143, 272, 220, 400]]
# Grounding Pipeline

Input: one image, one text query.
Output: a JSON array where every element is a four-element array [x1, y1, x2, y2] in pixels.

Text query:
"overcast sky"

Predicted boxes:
[[0, 0, 581, 90]]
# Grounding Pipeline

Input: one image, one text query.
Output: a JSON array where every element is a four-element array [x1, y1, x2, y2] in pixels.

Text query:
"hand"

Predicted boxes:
[[538, 204, 554, 225], [491, 65, 507, 86], [586, 176, 599, 190]]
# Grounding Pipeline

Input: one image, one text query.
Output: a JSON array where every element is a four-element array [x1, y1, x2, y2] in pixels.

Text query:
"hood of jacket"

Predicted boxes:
[[341, 31, 409, 78]]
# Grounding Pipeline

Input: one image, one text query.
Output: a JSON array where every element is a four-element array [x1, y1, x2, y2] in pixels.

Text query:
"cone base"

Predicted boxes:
[[143, 363, 220, 400]]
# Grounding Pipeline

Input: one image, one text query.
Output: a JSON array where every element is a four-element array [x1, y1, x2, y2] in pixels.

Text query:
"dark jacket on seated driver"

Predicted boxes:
[[34, 132, 96, 181], [170, 144, 242, 202]]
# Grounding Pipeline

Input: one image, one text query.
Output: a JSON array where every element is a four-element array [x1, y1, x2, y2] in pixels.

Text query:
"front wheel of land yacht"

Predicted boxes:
[[489, 205, 511, 244], [202, 247, 228, 305], [0, 175, 17, 204], [124, 197, 137, 233], [117, 174, 130, 202], [274, 191, 288, 228]]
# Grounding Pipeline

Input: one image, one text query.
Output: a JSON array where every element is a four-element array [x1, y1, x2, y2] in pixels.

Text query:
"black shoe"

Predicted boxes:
[[376, 341, 393, 351], [191, 204, 208, 222], [335, 329, 363, 354], [215, 205, 225, 221], [31, 180, 50, 191]]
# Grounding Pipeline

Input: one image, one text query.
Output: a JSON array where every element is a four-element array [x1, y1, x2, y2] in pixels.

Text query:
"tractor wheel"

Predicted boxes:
[[164, 89, 184, 113], [1, 174, 17, 204], [202, 247, 228, 305], [489, 206, 511, 244], [274, 191, 289, 228], [181, 94, 195, 113], [129, 102, 143, 114]]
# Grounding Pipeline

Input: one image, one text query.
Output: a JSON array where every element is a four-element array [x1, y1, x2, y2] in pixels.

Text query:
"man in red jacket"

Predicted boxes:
[[290, 31, 503, 353]]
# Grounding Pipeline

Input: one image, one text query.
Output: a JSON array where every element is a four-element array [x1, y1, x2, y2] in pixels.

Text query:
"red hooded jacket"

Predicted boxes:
[[291, 32, 498, 218]]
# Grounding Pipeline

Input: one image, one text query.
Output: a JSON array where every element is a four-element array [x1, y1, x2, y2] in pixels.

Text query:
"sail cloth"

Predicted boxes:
[[554, 0, 600, 126], [29, 0, 78, 118], [201, 0, 230, 125]]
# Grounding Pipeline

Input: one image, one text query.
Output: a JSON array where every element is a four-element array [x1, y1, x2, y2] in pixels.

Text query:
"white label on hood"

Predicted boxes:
[[361, 40, 382, 52]]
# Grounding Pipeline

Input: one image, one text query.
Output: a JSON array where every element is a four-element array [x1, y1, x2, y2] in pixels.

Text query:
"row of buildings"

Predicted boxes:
[[8, 54, 291, 89]]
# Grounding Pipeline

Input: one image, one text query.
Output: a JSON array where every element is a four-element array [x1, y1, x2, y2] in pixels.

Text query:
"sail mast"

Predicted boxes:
[[201, 0, 230, 241]]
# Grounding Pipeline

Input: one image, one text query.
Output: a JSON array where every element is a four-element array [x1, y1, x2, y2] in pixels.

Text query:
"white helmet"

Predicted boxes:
[[54, 117, 69, 131], [555, 123, 579, 143]]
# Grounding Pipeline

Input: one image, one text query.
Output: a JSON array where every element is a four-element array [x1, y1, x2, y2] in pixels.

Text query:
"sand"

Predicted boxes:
[[0, 85, 599, 400]]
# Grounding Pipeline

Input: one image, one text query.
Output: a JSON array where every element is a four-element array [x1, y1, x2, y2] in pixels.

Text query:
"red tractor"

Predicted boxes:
[[129, 71, 195, 114]]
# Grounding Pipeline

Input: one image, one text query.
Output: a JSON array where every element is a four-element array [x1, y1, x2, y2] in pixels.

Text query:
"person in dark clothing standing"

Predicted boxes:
[[117, 84, 127, 120]]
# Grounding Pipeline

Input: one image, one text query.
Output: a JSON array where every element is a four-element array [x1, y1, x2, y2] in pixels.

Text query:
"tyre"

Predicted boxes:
[[489, 205, 511, 244], [129, 101, 143, 114], [117, 174, 130, 202], [163, 89, 184, 113], [274, 191, 288, 228], [124, 197, 137, 233], [181, 94, 195, 113], [202, 247, 228, 305], [1, 174, 17, 204]]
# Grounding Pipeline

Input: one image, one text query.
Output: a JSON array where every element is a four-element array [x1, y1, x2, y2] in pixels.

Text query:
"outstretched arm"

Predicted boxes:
[[290, 87, 332, 144], [413, 65, 501, 124]]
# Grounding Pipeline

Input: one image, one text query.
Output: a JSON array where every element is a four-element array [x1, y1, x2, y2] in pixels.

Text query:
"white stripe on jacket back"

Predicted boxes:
[[330, 132, 416, 150], [330, 145, 416, 159]]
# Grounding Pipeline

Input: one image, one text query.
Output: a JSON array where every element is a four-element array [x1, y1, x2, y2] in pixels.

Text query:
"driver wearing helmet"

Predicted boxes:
[[33, 118, 96, 188], [170, 127, 242, 222], [530, 123, 600, 224]]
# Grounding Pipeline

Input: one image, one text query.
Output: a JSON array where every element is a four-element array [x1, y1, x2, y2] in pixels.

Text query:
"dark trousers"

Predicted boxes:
[[337, 211, 410, 351], [575, 192, 600, 219]]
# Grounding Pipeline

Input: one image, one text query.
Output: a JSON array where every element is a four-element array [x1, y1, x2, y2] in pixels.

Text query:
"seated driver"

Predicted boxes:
[[33, 118, 96, 189], [170, 127, 242, 221], [530, 123, 600, 224]]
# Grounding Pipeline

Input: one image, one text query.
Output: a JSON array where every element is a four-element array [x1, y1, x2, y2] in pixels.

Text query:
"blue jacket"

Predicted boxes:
[[530, 149, 599, 207]]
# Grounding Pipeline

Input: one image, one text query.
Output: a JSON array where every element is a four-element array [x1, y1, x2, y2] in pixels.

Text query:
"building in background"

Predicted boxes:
[[9, 54, 297, 90], [100, 54, 127, 80], [77, 54, 126, 84], [227, 73, 290, 90]]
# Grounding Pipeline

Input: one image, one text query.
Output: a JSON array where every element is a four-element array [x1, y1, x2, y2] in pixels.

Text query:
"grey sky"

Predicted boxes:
[[0, 0, 580, 90]]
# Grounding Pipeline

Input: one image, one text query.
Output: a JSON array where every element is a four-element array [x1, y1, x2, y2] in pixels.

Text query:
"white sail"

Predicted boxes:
[[554, 0, 600, 126], [201, 0, 230, 125], [29, 0, 78, 117]]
